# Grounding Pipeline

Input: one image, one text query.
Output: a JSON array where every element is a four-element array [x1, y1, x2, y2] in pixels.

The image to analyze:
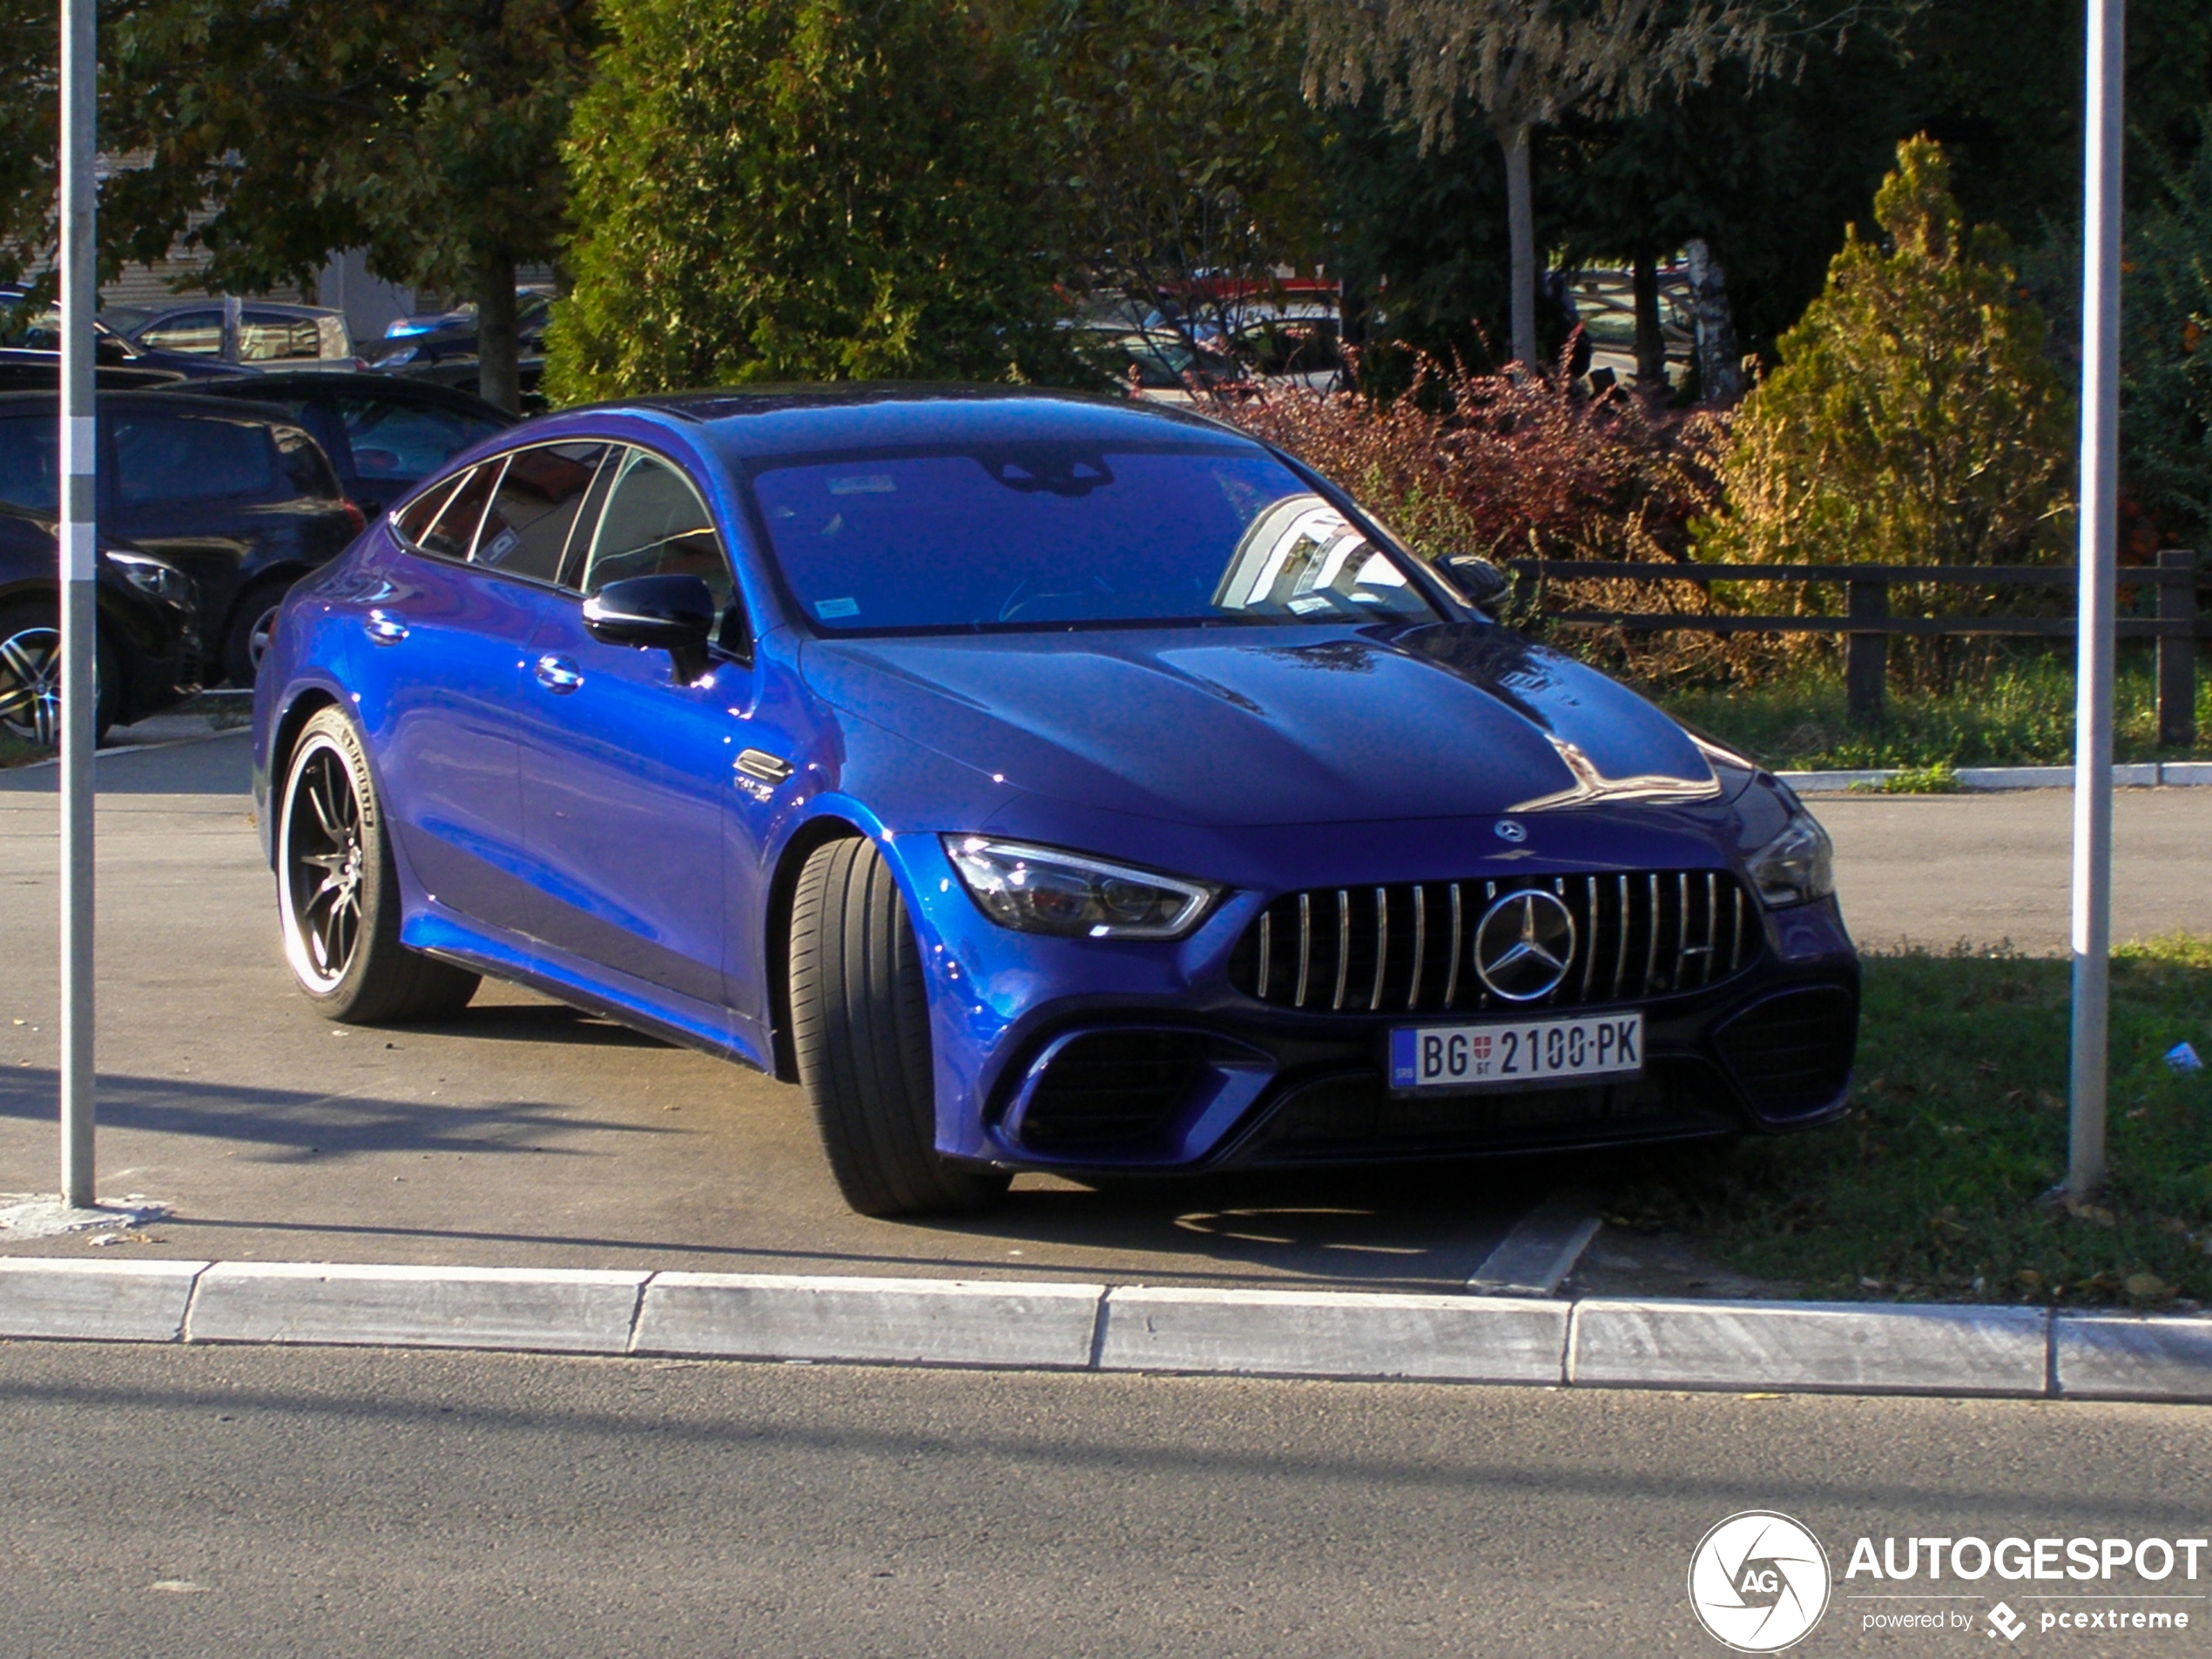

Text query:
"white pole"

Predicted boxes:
[[2067, 0, 2124, 1202], [57, 0, 96, 1208]]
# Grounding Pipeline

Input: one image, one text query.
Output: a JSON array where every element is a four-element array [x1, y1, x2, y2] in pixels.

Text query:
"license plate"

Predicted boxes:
[[1389, 1012, 1643, 1090]]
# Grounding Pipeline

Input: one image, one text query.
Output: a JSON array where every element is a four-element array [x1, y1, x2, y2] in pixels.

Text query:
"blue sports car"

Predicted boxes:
[[251, 387, 1858, 1216]]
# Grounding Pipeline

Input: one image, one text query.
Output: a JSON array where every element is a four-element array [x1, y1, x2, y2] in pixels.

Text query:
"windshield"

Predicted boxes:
[[749, 442, 1437, 634]]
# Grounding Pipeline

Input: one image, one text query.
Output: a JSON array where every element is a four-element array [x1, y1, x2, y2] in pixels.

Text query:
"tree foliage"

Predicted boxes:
[[1027, 0, 1322, 345], [1696, 138, 2074, 572], [545, 0, 1076, 401], [2121, 115, 2212, 556]]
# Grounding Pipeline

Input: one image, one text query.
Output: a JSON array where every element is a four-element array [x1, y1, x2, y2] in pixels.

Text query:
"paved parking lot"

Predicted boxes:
[[0, 733, 2205, 1278]]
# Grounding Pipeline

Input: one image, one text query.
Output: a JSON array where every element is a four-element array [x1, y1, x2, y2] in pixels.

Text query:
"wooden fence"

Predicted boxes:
[[1501, 548, 2206, 742]]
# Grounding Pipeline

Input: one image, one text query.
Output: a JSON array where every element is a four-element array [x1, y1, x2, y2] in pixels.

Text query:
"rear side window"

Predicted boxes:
[[0, 415, 60, 512], [111, 413, 280, 504], [474, 443, 605, 583], [239, 314, 323, 362], [137, 312, 223, 355], [394, 474, 462, 545], [418, 460, 502, 560], [273, 427, 341, 501], [334, 397, 504, 481]]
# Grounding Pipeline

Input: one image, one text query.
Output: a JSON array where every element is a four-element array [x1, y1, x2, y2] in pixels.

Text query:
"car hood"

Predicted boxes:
[[799, 623, 1723, 828]]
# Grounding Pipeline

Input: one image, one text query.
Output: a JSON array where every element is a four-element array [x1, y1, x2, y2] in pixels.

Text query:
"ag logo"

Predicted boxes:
[[1688, 1511, 1831, 1651]]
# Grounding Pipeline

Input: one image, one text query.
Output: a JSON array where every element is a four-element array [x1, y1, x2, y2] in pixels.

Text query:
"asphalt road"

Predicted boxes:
[[1, 1339, 2206, 1658], [0, 734, 2205, 1279]]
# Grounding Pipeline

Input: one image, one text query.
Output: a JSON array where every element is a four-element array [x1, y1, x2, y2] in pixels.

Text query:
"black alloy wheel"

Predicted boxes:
[[276, 705, 480, 1022], [0, 600, 117, 748]]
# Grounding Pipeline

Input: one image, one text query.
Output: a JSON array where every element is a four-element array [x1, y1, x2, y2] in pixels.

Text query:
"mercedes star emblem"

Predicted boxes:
[[1473, 887, 1577, 1001]]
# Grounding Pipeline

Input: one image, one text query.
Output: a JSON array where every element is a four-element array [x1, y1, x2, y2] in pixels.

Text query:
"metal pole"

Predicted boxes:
[[2067, 0, 2124, 1202], [57, 0, 96, 1208]]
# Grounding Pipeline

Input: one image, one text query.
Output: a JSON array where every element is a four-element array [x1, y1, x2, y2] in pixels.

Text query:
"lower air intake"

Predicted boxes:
[[1715, 987, 1858, 1117]]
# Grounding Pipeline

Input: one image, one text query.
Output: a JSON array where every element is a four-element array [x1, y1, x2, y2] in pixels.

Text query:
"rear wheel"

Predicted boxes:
[[790, 838, 1010, 1217], [224, 577, 293, 688], [276, 705, 480, 1023], [0, 599, 117, 748]]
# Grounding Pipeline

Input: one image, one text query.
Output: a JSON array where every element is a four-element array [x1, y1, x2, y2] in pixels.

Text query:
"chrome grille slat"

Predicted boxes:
[[1406, 887, 1427, 1010], [1579, 876, 1598, 1001], [1332, 889, 1351, 1011], [1294, 893, 1312, 1009], [1611, 873, 1629, 1000], [1257, 913, 1271, 1001], [1703, 872, 1719, 987], [1443, 884, 1463, 1009], [1368, 888, 1387, 1012], [1643, 873, 1661, 992]]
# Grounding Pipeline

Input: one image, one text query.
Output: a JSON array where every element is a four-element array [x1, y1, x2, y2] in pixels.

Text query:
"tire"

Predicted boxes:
[[790, 838, 1010, 1217], [275, 705, 480, 1023], [223, 577, 293, 688], [0, 598, 118, 748]]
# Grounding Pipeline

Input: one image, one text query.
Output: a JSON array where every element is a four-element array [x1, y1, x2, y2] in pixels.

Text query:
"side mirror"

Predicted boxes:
[[1437, 554, 1511, 619], [583, 574, 716, 684]]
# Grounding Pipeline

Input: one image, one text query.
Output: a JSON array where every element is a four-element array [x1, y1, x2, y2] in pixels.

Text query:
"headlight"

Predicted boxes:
[[1744, 803, 1835, 908], [105, 550, 192, 606], [943, 837, 1218, 939], [373, 344, 421, 368]]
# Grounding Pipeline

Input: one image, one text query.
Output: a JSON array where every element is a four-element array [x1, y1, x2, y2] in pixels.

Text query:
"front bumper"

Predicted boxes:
[[900, 826, 1858, 1175]]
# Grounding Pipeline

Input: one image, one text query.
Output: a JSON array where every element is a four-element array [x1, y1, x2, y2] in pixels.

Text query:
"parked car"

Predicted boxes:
[[0, 391, 361, 687], [0, 501, 199, 745], [374, 287, 552, 365], [100, 299, 357, 370], [0, 346, 188, 393], [251, 386, 1859, 1218], [172, 372, 516, 520], [1, 293, 228, 383]]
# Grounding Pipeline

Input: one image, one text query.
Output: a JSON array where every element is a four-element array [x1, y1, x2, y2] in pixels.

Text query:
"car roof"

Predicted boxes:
[[561, 383, 1251, 465], [175, 370, 513, 421], [0, 387, 312, 428], [106, 299, 341, 321]]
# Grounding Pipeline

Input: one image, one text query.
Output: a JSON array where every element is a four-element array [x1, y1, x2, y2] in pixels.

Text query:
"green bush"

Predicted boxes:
[[1696, 138, 2074, 571], [545, 0, 1077, 401]]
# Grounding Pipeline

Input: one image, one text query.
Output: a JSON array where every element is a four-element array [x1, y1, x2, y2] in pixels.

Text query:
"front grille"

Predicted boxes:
[[1715, 988, 1858, 1117], [1015, 1030, 1211, 1153], [1228, 870, 1759, 1015]]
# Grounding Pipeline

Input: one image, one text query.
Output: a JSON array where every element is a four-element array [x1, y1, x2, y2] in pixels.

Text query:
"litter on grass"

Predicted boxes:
[[2168, 1042, 2205, 1075]]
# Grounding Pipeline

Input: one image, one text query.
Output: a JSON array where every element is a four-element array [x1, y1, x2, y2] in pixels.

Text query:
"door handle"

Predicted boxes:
[[534, 653, 583, 694], [363, 609, 408, 645]]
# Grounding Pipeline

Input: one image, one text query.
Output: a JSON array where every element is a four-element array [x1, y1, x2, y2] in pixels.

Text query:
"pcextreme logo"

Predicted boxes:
[[1689, 1511, 1833, 1652]]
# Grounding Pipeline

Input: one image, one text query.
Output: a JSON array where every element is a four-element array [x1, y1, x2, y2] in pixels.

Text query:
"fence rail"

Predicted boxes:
[[1501, 549, 2205, 741]]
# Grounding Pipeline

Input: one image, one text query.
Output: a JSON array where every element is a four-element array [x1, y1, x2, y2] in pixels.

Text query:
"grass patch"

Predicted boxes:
[[0, 729, 43, 770], [1649, 647, 2210, 772], [1613, 934, 2212, 1307], [1853, 761, 1961, 793]]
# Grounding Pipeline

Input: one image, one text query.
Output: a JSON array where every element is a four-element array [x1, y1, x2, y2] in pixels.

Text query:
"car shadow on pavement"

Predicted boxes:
[[0, 1065, 664, 1161]]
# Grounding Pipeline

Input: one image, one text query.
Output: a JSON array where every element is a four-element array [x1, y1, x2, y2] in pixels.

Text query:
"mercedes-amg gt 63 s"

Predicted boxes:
[[253, 387, 1857, 1215]]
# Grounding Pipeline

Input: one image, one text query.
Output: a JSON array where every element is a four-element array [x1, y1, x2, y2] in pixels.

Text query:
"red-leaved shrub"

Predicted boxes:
[[1200, 347, 1734, 678]]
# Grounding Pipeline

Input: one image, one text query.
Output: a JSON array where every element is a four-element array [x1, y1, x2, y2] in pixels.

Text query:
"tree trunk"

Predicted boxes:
[[1501, 124, 1537, 369], [1683, 238, 1743, 406], [1631, 251, 1667, 396], [476, 251, 520, 415]]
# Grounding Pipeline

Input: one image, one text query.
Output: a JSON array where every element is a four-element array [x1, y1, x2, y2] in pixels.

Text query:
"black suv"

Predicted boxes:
[[0, 391, 361, 685]]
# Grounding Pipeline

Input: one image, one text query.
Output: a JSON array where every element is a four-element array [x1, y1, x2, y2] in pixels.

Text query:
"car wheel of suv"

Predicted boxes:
[[790, 837, 1011, 1217], [277, 706, 481, 1023], [224, 577, 293, 688], [0, 600, 118, 748]]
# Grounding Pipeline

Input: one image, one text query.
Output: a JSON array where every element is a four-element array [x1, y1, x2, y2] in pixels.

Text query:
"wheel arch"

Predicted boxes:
[[265, 685, 343, 865], [762, 813, 869, 1083]]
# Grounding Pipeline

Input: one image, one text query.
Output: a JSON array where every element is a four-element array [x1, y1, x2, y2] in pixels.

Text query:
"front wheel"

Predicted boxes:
[[0, 599, 118, 748], [224, 577, 293, 688], [276, 706, 480, 1023], [790, 838, 1009, 1217]]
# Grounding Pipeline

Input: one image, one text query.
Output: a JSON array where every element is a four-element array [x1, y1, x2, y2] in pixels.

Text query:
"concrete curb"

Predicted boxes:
[[1780, 761, 2209, 793], [8, 1258, 2212, 1401]]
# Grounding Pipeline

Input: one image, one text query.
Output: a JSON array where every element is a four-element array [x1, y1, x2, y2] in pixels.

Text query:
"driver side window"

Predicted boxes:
[[575, 448, 745, 651]]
